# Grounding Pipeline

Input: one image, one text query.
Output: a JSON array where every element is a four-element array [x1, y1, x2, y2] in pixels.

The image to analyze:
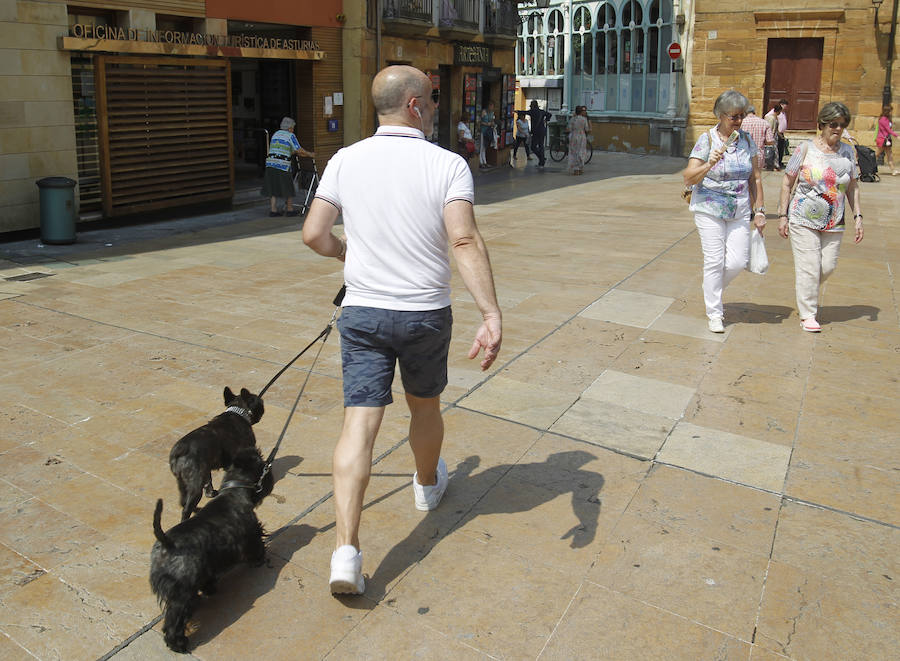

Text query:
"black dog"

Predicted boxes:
[[150, 446, 275, 653], [169, 386, 264, 521]]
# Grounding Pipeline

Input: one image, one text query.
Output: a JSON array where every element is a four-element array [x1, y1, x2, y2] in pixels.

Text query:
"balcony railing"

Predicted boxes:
[[484, 0, 518, 37], [440, 0, 479, 30], [383, 0, 433, 23]]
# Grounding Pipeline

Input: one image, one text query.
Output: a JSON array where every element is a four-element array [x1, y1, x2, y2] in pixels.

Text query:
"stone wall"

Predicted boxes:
[[686, 1, 900, 152], [0, 0, 78, 233]]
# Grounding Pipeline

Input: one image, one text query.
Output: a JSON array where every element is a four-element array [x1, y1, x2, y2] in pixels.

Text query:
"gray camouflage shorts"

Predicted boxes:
[[338, 306, 452, 407]]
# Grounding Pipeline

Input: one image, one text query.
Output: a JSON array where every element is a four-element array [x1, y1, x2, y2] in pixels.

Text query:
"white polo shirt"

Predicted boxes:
[[315, 125, 475, 310]]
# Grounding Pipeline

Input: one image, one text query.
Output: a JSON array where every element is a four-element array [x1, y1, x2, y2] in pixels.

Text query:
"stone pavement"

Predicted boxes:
[[1, 153, 897, 660]]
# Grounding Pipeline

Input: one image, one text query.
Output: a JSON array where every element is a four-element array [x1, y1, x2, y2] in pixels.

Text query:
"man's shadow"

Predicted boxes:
[[362, 450, 602, 602]]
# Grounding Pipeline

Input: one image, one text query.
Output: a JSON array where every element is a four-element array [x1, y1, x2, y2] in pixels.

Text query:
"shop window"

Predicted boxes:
[[67, 6, 117, 28], [156, 15, 197, 32], [518, 11, 543, 76], [573, 6, 592, 76], [546, 9, 564, 76], [69, 55, 102, 214]]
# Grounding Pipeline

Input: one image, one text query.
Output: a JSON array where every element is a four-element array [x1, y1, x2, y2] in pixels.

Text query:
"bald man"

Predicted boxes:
[[303, 65, 502, 595]]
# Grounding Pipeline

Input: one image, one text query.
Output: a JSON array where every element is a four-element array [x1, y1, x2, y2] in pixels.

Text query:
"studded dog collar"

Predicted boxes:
[[224, 406, 253, 424]]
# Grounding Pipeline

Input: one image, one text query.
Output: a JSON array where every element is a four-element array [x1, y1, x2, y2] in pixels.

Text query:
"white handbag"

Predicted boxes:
[[747, 228, 769, 275]]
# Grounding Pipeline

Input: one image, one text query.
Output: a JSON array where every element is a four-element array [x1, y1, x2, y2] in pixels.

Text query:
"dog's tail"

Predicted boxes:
[[153, 499, 173, 549]]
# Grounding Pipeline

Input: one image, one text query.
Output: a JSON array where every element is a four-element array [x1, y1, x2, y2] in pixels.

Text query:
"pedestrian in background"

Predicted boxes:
[[776, 98, 789, 168], [528, 99, 551, 168], [261, 117, 315, 217], [567, 106, 591, 175], [875, 104, 898, 175], [302, 65, 502, 596], [456, 111, 475, 160], [777, 101, 863, 332], [683, 90, 767, 334], [479, 101, 496, 169], [764, 104, 782, 170], [513, 111, 531, 162], [741, 105, 775, 170]]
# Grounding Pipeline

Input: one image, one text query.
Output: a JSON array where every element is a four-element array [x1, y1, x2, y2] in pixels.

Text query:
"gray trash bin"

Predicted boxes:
[[36, 176, 77, 245]]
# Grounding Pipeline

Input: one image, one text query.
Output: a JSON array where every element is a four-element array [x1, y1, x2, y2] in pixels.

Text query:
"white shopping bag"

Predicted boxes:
[[747, 228, 768, 275]]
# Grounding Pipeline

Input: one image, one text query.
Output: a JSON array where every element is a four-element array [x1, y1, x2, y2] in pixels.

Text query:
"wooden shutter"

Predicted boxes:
[[97, 56, 233, 216]]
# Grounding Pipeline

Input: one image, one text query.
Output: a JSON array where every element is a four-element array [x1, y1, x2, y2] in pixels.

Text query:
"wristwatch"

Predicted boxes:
[[754, 207, 765, 214]]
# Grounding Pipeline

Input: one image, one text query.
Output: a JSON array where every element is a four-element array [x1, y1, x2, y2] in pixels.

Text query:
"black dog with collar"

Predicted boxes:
[[151, 446, 274, 653], [169, 387, 264, 521]]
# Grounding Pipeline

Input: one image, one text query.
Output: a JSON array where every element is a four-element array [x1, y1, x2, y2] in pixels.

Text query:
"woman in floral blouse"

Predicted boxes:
[[683, 90, 766, 333], [777, 101, 863, 332]]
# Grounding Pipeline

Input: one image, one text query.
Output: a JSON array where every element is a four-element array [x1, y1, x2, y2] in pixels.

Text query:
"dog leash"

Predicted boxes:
[[258, 284, 345, 399], [256, 285, 345, 491]]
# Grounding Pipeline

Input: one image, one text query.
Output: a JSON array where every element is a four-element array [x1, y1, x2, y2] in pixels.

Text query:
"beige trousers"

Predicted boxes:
[[789, 223, 843, 321]]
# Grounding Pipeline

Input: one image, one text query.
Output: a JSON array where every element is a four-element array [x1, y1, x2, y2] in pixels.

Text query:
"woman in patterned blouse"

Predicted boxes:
[[777, 102, 863, 332]]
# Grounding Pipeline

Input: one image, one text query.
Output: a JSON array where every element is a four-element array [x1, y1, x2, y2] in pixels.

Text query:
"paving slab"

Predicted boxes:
[[1, 155, 897, 660]]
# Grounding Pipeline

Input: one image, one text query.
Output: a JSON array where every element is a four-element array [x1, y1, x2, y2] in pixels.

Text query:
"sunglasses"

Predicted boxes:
[[825, 121, 848, 129], [415, 90, 440, 104]]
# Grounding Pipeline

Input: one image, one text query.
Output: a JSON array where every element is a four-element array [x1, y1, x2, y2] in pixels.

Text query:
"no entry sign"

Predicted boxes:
[[667, 42, 682, 60]]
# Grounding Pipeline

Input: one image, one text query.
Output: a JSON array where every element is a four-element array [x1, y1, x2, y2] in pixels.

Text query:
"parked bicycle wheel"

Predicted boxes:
[[585, 141, 594, 164], [549, 138, 566, 162]]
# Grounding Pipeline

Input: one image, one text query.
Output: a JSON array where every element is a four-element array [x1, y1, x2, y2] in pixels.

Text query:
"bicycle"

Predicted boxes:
[[549, 133, 593, 164]]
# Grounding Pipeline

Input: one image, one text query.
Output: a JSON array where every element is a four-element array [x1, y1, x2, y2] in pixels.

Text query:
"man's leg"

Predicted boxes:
[[333, 405, 385, 550], [405, 393, 443, 485]]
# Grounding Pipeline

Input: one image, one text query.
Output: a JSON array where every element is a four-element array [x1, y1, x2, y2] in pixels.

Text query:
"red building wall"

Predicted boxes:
[[206, 0, 343, 28]]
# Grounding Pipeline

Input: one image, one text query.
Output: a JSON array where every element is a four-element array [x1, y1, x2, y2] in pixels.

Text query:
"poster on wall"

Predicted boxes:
[[584, 91, 606, 111], [463, 73, 478, 136], [548, 88, 562, 111], [501, 74, 515, 147]]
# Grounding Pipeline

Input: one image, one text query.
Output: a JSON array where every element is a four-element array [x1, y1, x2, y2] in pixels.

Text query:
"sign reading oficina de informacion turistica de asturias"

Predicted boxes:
[[70, 23, 320, 52]]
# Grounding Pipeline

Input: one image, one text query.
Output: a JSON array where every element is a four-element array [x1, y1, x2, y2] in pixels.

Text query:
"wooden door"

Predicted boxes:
[[764, 38, 823, 130]]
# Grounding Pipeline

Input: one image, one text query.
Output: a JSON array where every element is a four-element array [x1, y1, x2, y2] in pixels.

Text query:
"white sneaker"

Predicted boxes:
[[708, 317, 725, 333], [329, 545, 364, 595], [413, 457, 448, 511]]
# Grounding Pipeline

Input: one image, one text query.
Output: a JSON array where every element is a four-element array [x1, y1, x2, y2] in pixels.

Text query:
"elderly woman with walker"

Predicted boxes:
[[777, 101, 863, 332], [683, 90, 766, 333], [262, 117, 315, 217]]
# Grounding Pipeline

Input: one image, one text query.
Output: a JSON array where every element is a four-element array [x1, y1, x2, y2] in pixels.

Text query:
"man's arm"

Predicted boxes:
[[443, 200, 501, 370], [302, 198, 345, 261]]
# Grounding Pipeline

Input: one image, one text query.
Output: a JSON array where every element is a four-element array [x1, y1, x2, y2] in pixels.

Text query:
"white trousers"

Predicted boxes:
[[789, 223, 843, 321], [694, 212, 751, 319]]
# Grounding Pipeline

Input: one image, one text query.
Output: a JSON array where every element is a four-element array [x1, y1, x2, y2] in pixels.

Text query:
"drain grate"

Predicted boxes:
[[4, 272, 54, 282]]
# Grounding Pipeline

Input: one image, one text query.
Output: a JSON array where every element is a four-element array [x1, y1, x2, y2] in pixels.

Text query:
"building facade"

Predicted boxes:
[[516, 0, 900, 156], [1, 0, 344, 232], [342, 0, 519, 163], [686, 1, 900, 150], [517, 0, 689, 156]]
